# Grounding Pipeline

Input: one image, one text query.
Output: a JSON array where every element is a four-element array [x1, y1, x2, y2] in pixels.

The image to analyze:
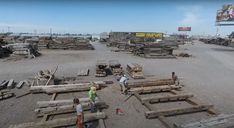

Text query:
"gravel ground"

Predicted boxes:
[[1, 40, 234, 128]]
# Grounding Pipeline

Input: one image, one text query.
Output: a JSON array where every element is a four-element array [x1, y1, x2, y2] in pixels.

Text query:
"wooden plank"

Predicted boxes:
[[77, 68, 90, 76], [35, 101, 107, 117], [37, 98, 90, 108], [30, 81, 104, 93], [7, 79, 14, 89], [16, 92, 31, 99], [145, 105, 213, 119], [9, 112, 106, 128], [45, 85, 100, 94], [30, 83, 90, 92], [16, 81, 24, 89], [127, 79, 174, 88], [141, 94, 194, 103], [129, 85, 181, 94]]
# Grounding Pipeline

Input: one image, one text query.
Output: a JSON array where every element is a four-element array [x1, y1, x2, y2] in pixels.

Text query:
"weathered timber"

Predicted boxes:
[[16, 81, 24, 89], [127, 63, 142, 71], [16, 92, 31, 99], [129, 85, 181, 94], [158, 116, 175, 128], [7, 79, 14, 89], [127, 79, 174, 88], [30, 82, 102, 93], [9, 112, 106, 128], [141, 93, 194, 103], [145, 105, 213, 118], [45, 85, 100, 94], [175, 114, 234, 128], [127, 63, 144, 79], [35, 101, 107, 117], [37, 98, 90, 108]]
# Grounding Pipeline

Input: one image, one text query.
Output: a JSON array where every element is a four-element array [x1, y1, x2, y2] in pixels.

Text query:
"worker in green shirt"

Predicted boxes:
[[89, 85, 97, 112]]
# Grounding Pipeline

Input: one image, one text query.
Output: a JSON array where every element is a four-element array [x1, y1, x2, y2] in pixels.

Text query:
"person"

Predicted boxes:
[[89, 86, 97, 112], [73, 98, 84, 128], [119, 74, 128, 94], [172, 72, 179, 86]]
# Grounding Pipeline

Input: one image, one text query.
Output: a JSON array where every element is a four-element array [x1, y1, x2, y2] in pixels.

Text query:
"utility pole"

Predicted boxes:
[[7, 26, 10, 33]]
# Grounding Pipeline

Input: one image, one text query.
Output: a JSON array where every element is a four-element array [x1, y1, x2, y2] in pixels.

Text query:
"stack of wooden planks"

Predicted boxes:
[[109, 60, 123, 75], [126, 63, 144, 79], [0, 90, 14, 100], [95, 60, 107, 77]]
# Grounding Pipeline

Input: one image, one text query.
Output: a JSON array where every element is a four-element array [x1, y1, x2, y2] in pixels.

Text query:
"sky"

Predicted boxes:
[[0, 0, 234, 36]]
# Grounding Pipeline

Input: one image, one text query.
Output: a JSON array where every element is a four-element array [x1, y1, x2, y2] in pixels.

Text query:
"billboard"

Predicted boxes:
[[135, 32, 163, 39], [178, 27, 191, 31], [216, 4, 234, 22]]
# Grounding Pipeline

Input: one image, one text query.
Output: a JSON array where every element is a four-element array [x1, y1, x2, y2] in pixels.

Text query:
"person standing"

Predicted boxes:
[[89, 86, 97, 112], [119, 74, 128, 94], [172, 72, 179, 86], [73, 98, 84, 128]]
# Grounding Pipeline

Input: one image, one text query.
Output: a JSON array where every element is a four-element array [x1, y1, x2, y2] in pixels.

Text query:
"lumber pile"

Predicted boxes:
[[129, 85, 181, 94], [96, 60, 107, 77], [8, 112, 106, 128], [126, 63, 144, 79], [48, 37, 94, 50], [109, 60, 123, 75], [35, 101, 108, 117], [0, 80, 9, 89], [8, 43, 40, 58], [30, 81, 105, 94]]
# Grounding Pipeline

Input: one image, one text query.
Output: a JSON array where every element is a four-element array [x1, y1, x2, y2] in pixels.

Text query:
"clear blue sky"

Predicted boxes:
[[0, 0, 234, 36]]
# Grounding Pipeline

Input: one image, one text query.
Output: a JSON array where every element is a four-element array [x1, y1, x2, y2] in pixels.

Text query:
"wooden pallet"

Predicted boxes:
[[133, 88, 218, 128]]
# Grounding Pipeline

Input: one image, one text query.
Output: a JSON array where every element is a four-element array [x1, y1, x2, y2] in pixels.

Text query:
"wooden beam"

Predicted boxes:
[[141, 94, 194, 103], [35, 101, 108, 117], [129, 85, 181, 94], [127, 79, 174, 88], [9, 112, 106, 128], [145, 105, 213, 118], [37, 98, 90, 108], [30, 81, 104, 93]]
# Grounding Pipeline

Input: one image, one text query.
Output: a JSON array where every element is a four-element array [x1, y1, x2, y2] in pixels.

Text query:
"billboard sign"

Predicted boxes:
[[216, 4, 234, 22], [178, 27, 191, 31], [135, 32, 163, 39]]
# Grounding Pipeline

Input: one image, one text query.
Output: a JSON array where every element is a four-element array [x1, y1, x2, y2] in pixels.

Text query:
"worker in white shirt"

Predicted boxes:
[[119, 74, 128, 94], [73, 98, 84, 128]]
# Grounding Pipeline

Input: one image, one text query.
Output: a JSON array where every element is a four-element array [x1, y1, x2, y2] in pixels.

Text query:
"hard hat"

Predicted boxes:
[[123, 74, 126, 77]]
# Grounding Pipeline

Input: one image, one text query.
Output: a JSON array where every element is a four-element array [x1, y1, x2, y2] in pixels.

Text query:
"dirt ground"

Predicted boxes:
[[1, 40, 234, 128]]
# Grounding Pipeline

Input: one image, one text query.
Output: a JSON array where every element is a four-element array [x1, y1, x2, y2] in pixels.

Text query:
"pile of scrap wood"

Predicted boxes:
[[47, 37, 94, 50], [126, 63, 144, 79], [109, 60, 123, 75], [34, 68, 57, 86], [133, 43, 175, 58], [0, 46, 12, 58], [30, 81, 105, 94], [96, 60, 108, 77], [8, 43, 40, 58]]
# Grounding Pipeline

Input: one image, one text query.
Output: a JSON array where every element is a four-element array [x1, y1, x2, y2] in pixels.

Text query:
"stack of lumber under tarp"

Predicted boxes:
[[126, 63, 144, 79]]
